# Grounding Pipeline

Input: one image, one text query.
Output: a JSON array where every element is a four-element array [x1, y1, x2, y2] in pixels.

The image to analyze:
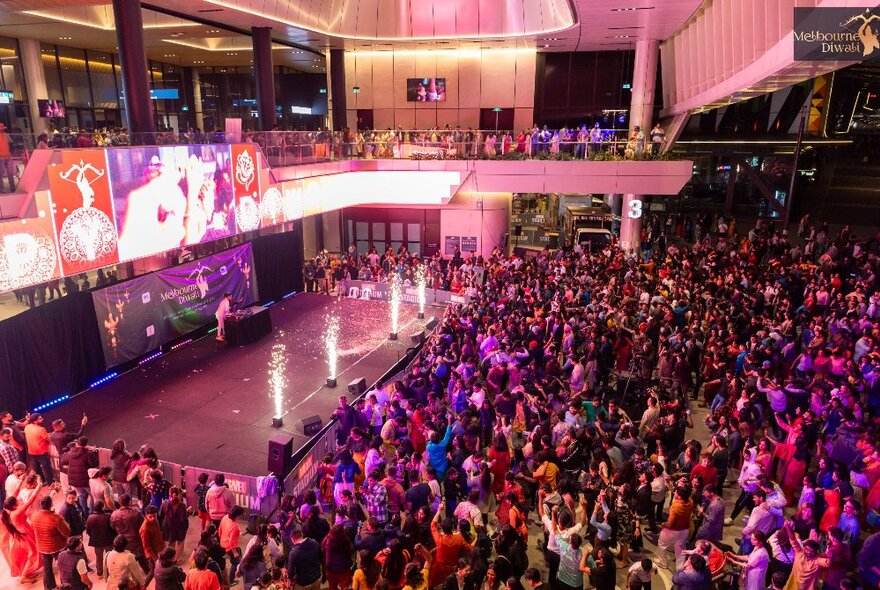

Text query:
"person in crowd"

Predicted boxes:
[[85, 500, 115, 578], [0, 473, 44, 583], [32, 493, 70, 590], [104, 534, 147, 590], [57, 534, 93, 590]]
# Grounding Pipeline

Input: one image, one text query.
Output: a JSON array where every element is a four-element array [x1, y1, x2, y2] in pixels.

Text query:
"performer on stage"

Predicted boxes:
[[215, 292, 233, 342]]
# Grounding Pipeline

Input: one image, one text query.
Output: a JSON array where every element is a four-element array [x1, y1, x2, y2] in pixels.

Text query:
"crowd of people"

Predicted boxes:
[[2, 212, 880, 590], [255, 123, 668, 164]]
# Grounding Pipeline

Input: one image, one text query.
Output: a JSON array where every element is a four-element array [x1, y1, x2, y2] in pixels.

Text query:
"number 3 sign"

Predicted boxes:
[[626, 198, 643, 219]]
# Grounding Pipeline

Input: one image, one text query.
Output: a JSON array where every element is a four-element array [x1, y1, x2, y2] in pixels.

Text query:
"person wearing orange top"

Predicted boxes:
[[24, 414, 53, 484], [185, 550, 221, 590], [429, 501, 473, 588]]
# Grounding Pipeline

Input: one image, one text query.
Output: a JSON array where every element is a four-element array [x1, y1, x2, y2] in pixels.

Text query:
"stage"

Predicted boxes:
[[40, 293, 427, 476]]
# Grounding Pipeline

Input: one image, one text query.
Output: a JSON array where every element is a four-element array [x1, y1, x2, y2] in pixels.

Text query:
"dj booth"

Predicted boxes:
[[225, 305, 273, 345]]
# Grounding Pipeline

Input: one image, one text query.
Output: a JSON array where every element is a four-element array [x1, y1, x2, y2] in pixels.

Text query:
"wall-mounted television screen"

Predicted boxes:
[[38, 99, 65, 118], [406, 78, 446, 102]]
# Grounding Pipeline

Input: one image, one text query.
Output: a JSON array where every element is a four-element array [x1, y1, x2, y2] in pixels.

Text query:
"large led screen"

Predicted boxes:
[[0, 207, 61, 292], [231, 143, 262, 233], [47, 149, 120, 276], [406, 78, 447, 102], [108, 145, 235, 262], [92, 243, 258, 367]]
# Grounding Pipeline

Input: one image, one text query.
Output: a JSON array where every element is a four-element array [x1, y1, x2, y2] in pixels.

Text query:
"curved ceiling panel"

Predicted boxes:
[[199, 0, 577, 40]]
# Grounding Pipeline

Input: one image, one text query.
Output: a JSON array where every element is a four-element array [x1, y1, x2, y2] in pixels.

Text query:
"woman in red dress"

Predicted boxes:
[[488, 433, 511, 495], [0, 477, 44, 583]]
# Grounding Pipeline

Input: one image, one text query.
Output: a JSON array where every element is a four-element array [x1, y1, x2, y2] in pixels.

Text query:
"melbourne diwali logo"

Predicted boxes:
[[794, 8, 880, 60], [160, 262, 213, 304]]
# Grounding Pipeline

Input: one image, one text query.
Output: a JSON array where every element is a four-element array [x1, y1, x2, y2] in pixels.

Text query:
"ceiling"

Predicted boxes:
[[0, 0, 707, 68]]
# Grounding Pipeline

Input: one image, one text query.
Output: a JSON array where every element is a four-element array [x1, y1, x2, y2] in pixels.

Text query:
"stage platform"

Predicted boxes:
[[39, 293, 426, 476]]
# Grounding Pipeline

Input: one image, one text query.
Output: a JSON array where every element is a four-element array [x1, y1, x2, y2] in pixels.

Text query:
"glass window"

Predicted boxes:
[[87, 51, 118, 109], [0, 38, 23, 99], [57, 46, 91, 106], [371, 222, 385, 242], [390, 222, 403, 242], [355, 221, 368, 242], [407, 223, 421, 243]]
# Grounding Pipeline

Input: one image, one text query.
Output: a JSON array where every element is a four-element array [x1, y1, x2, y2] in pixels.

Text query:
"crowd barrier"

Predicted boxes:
[[281, 305, 447, 502], [342, 279, 471, 306]]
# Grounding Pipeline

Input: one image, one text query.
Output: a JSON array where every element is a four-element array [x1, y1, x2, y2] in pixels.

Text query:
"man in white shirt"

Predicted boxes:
[[214, 292, 233, 342], [539, 492, 588, 587], [453, 490, 483, 529]]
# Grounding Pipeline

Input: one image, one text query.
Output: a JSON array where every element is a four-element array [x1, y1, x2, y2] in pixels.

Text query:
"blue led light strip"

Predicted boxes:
[[89, 372, 118, 389], [32, 394, 70, 412]]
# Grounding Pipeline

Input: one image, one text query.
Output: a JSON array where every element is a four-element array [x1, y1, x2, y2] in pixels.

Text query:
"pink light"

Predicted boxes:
[[170, 338, 193, 351]]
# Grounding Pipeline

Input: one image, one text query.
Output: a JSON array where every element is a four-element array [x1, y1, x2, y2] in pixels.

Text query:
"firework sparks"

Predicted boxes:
[[389, 275, 401, 339], [326, 316, 339, 385], [268, 342, 287, 424], [416, 265, 427, 318]]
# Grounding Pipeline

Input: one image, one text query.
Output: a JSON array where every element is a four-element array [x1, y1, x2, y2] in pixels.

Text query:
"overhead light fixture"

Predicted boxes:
[[206, 29, 221, 33], [200, 0, 575, 41], [543, 44, 550, 48], [59, 36, 72, 40], [611, 6, 655, 11]]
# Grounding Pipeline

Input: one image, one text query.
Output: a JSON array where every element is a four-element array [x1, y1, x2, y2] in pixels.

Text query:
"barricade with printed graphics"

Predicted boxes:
[[282, 307, 447, 501], [343, 279, 470, 306]]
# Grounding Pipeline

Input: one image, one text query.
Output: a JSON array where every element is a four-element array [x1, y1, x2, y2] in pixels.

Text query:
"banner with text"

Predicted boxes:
[[92, 243, 258, 368]]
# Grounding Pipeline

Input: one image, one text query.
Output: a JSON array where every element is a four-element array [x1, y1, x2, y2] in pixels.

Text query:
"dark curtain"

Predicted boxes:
[[252, 223, 304, 302], [0, 292, 105, 416]]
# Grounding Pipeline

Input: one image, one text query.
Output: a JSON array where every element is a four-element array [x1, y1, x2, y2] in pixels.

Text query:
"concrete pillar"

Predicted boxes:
[[630, 39, 660, 134], [328, 49, 346, 131], [619, 193, 645, 253], [18, 39, 48, 134], [112, 0, 154, 138], [191, 67, 204, 131], [252, 27, 276, 131], [619, 40, 659, 253]]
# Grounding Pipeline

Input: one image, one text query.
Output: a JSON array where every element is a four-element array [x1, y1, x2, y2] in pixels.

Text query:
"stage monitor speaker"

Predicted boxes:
[[425, 317, 439, 330], [514, 225, 523, 237], [348, 377, 366, 396], [300, 415, 323, 437], [411, 331, 425, 344], [267, 434, 294, 478]]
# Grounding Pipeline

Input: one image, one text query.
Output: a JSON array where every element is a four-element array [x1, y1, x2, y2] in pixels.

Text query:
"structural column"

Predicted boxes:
[[619, 39, 659, 253], [18, 39, 48, 134], [112, 0, 154, 138], [629, 39, 660, 134], [328, 49, 347, 131], [252, 27, 276, 131]]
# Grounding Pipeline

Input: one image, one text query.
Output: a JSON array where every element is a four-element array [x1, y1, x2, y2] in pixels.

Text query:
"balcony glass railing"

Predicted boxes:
[[0, 128, 674, 193]]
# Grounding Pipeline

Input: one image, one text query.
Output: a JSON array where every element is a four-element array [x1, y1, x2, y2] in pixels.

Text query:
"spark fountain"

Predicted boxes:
[[268, 342, 287, 428], [389, 275, 400, 340], [416, 265, 427, 319], [325, 316, 339, 387]]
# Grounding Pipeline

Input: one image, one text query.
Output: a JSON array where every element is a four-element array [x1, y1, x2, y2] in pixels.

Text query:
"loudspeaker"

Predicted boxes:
[[548, 233, 559, 249], [514, 225, 523, 237], [411, 331, 425, 344], [300, 415, 323, 437], [267, 434, 294, 478], [348, 377, 366, 396], [425, 317, 439, 330]]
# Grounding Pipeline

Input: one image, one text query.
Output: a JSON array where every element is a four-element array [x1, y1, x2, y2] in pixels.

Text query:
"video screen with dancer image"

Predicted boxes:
[[107, 144, 235, 262]]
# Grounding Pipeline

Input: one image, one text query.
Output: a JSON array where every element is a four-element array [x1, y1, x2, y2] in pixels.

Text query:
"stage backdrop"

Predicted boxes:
[[92, 243, 258, 368]]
